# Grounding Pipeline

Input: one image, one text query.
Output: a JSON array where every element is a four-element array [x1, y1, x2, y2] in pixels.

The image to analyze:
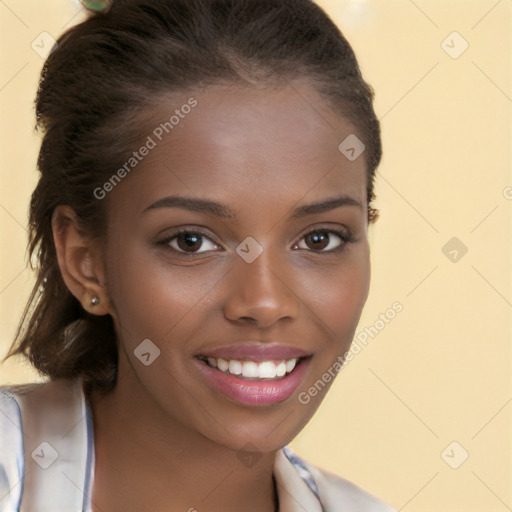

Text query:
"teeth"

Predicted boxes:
[[286, 359, 297, 373], [276, 361, 286, 377], [258, 361, 277, 379], [217, 358, 229, 372], [203, 357, 299, 380], [228, 359, 242, 376], [242, 361, 259, 378]]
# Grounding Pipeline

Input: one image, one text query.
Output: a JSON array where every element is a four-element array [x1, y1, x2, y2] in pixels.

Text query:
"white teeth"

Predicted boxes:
[[242, 361, 259, 378], [258, 361, 277, 379], [217, 358, 229, 372], [203, 356, 300, 379], [286, 358, 298, 373], [276, 361, 286, 377], [228, 359, 242, 375]]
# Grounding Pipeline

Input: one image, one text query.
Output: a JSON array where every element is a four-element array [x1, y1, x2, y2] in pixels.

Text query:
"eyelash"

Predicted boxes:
[[155, 227, 356, 255]]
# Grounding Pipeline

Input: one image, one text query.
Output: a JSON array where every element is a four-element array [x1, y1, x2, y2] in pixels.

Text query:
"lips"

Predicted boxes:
[[194, 343, 313, 406], [199, 356, 299, 379], [196, 342, 312, 361]]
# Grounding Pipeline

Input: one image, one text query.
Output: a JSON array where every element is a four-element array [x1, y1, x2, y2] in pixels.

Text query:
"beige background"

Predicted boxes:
[[1, 1, 511, 510]]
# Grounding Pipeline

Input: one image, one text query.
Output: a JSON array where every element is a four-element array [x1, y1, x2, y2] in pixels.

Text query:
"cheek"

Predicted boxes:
[[331, 263, 370, 331], [104, 243, 222, 347], [294, 250, 370, 408], [302, 251, 370, 345]]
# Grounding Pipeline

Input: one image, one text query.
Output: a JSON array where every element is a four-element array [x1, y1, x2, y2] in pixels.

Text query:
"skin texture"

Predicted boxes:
[[52, 82, 371, 512]]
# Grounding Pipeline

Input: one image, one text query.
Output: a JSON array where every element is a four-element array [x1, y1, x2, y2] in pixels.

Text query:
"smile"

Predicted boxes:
[[198, 356, 299, 380], [194, 351, 312, 406]]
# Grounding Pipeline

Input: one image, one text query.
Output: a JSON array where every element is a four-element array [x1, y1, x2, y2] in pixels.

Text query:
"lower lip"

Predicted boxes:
[[195, 358, 311, 406]]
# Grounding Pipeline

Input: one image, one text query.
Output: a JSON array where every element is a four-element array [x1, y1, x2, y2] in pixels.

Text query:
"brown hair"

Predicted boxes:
[[6, 0, 382, 394]]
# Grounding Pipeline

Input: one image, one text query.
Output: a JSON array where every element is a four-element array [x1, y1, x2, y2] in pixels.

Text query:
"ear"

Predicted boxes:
[[52, 205, 111, 316]]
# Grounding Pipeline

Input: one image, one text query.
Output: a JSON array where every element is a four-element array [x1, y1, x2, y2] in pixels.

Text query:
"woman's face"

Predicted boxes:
[[100, 82, 371, 452]]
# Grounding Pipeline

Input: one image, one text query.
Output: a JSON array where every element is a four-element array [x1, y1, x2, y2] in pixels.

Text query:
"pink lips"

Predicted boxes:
[[194, 343, 313, 407], [197, 343, 311, 361]]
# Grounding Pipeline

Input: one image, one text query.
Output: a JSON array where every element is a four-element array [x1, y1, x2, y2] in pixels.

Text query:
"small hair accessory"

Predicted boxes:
[[78, 0, 113, 15], [90, 295, 100, 307]]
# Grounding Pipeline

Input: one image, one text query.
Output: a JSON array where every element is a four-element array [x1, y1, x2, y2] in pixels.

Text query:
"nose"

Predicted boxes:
[[223, 251, 300, 328]]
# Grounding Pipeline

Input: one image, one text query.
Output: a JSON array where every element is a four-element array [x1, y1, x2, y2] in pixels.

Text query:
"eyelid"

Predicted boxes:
[[156, 224, 356, 255], [155, 226, 221, 254], [292, 225, 355, 252]]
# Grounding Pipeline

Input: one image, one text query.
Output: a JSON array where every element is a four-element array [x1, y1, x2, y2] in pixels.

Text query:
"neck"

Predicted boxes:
[[87, 369, 279, 512]]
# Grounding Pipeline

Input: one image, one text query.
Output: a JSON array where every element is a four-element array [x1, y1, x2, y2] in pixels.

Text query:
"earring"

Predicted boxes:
[[90, 295, 100, 307]]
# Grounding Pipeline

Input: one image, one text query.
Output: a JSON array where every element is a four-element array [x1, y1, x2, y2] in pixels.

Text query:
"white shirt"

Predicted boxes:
[[0, 378, 396, 512]]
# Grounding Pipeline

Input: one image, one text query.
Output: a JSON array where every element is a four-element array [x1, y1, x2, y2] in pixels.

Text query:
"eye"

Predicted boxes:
[[292, 228, 354, 253], [156, 227, 355, 255], [157, 229, 219, 254]]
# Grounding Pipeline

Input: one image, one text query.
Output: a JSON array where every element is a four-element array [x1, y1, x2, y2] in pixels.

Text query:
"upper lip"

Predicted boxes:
[[195, 343, 312, 361]]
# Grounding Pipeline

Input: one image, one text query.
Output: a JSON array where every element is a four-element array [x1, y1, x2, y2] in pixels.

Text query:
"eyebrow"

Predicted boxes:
[[143, 194, 363, 218]]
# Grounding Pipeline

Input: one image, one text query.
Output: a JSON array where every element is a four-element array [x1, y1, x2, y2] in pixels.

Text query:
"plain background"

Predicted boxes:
[[0, 1, 511, 510]]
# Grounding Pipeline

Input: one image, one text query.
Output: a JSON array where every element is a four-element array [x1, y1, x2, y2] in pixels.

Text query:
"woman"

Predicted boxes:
[[0, 0, 396, 510]]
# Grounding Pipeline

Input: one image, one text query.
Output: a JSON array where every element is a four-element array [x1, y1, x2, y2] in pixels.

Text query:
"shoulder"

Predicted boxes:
[[0, 380, 40, 436], [284, 448, 397, 512], [0, 378, 87, 437], [0, 380, 54, 460], [0, 382, 40, 511], [309, 463, 397, 511], [0, 378, 91, 511]]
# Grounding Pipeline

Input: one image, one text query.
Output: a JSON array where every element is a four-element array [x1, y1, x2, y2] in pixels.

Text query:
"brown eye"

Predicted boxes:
[[175, 232, 203, 252], [293, 229, 353, 253], [159, 230, 219, 254], [304, 231, 330, 251]]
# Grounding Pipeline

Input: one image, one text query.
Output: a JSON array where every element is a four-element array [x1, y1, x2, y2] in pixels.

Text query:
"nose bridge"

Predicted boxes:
[[223, 244, 299, 325], [239, 247, 283, 296]]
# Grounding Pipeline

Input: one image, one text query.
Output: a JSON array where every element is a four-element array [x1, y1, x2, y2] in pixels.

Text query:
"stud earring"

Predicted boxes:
[[90, 295, 100, 307]]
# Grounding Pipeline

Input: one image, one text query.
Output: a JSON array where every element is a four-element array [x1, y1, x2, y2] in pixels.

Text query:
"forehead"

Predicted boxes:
[[110, 82, 367, 218]]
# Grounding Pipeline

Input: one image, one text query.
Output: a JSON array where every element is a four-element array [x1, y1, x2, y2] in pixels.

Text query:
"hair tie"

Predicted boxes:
[[78, 0, 113, 14]]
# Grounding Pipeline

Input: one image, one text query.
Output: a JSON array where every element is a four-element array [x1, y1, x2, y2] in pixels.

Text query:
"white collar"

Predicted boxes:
[[3, 378, 323, 512]]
